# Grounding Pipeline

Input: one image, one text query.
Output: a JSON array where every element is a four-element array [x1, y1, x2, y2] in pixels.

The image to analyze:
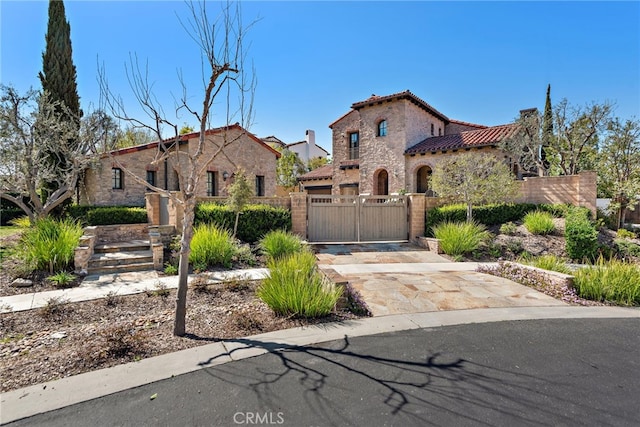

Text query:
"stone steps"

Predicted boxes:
[[88, 240, 155, 275]]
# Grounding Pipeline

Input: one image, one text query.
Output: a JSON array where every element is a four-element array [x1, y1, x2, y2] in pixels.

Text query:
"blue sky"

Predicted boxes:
[[1, 1, 639, 154]]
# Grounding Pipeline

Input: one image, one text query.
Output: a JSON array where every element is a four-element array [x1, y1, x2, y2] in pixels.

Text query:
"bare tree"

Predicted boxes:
[[98, 1, 255, 336], [0, 85, 108, 222]]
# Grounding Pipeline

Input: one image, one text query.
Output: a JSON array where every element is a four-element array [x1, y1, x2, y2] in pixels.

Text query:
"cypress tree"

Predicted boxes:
[[38, 0, 81, 201], [39, 0, 80, 119], [540, 84, 553, 174]]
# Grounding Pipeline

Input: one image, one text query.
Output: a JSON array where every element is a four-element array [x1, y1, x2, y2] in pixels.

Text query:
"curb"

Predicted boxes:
[[2, 305, 639, 424]]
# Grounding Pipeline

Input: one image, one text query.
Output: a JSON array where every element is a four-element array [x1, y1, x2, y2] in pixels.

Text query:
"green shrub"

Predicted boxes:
[[20, 218, 83, 273], [499, 221, 518, 235], [0, 205, 24, 226], [432, 221, 490, 257], [195, 203, 291, 243], [614, 239, 640, 258], [616, 228, 636, 239], [523, 210, 555, 235], [64, 205, 147, 225], [573, 259, 640, 305], [48, 271, 77, 288], [164, 263, 178, 275], [259, 230, 304, 261], [86, 207, 147, 225], [565, 208, 598, 262], [189, 224, 237, 269], [527, 254, 571, 274], [426, 203, 567, 236], [257, 251, 342, 318]]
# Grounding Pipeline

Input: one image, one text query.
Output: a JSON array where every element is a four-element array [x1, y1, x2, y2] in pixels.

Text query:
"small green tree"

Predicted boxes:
[[226, 168, 254, 238], [430, 152, 520, 222], [308, 156, 329, 171], [276, 148, 306, 188]]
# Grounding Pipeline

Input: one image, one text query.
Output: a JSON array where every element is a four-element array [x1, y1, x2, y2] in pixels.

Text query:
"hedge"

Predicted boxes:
[[1, 206, 24, 226], [195, 202, 291, 243], [65, 205, 148, 226], [425, 202, 570, 236]]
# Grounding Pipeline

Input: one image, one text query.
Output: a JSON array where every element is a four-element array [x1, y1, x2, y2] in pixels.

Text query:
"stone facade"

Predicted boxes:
[[80, 125, 279, 207], [329, 91, 503, 196]]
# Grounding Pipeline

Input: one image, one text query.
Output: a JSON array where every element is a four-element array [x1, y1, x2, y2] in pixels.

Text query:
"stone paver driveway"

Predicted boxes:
[[314, 243, 566, 316]]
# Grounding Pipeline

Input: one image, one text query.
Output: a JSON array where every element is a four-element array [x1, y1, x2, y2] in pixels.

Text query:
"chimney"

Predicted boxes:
[[305, 129, 316, 148], [519, 108, 538, 119]]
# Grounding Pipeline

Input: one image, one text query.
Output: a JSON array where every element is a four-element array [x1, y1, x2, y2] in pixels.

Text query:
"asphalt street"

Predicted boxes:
[[7, 318, 640, 427]]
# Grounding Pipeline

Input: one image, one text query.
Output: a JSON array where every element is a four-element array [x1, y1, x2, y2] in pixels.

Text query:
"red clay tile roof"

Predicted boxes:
[[351, 90, 449, 122], [107, 124, 280, 158], [406, 123, 518, 154], [298, 164, 333, 181], [448, 119, 487, 129]]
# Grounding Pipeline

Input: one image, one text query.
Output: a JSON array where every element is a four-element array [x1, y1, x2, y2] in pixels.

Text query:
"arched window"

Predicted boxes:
[[416, 166, 432, 194], [375, 169, 389, 195], [377, 120, 387, 137]]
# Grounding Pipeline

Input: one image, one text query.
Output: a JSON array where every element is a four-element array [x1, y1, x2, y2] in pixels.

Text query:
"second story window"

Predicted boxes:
[[431, 123, 434, 136], [377, 120, 387, 137], [349, 132, 359, 159], [112, 168, 123, 190]]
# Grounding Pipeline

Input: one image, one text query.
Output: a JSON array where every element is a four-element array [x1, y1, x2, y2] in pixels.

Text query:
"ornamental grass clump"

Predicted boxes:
[[20, 217, 83, 273], [528, 254, 572, 275], [573, 258, 640, 306], [259, 229, 304, 261], [432, 221, 490, 257], [189, 224, 237, 269], [257, 251, 342, 318], [523, 210, 555, 235]]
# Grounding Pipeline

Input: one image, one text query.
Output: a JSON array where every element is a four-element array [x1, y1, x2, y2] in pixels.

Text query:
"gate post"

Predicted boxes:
[[145, 192, 161, 225], [290, 192, 307, 240], [407, 193, 426, 243]]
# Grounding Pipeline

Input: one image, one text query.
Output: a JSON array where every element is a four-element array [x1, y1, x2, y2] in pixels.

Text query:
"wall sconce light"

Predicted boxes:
[[222, 171, 229, 181]]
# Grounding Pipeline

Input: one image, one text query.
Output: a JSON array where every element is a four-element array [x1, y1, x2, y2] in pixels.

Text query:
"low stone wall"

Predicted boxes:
[[502, 261, 574, 289], [416, 237, 442, 253], [87, 224, 150, 244], [516, 171, 597, 217]]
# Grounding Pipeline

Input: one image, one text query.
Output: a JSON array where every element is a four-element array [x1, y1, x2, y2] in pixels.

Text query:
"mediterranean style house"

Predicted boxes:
[[80, 124, 280, 206], [299, 90, 519, 195]]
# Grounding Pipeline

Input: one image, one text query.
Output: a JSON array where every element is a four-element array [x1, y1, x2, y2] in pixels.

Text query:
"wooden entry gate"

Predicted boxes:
[[307, 195, 408, 242]]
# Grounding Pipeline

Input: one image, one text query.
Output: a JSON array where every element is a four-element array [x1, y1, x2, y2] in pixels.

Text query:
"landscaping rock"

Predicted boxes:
[[10, 278, 33, 288]]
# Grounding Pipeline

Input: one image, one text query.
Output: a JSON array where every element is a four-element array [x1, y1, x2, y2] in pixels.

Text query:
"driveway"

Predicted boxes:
[[314, 243, 566, 316]]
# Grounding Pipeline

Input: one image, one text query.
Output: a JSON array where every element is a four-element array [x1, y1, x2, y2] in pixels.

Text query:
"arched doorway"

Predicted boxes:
[[375, 169, 389, 195], [416, 166, 432, 194]]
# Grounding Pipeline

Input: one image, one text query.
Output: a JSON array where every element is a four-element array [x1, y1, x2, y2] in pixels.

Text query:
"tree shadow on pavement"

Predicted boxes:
[[195, 332, 601, 426]]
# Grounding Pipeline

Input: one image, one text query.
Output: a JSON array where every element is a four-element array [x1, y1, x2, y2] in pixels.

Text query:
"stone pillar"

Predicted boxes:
[[407, 193, 426, 243], [290, 192, 308, 240], [152, 243, 164, 270], [146, 192, 161, 225], [74, 234, 95, 275], [168, 192, 184, 231], [578, 171, 597, 218]]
